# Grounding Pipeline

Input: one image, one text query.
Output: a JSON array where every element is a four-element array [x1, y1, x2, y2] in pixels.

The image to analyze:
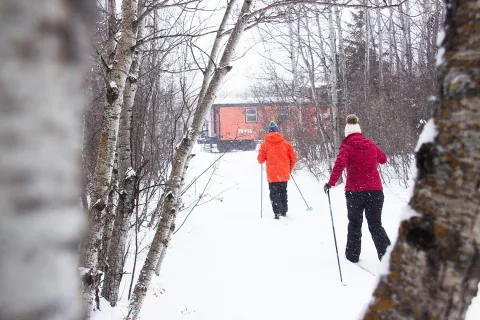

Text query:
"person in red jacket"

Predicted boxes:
[[324, 114, 391, 262], [258, 121, 297, 219]]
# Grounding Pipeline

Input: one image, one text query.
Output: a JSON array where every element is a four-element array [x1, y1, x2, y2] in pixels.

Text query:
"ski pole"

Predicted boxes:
[[290, 173, 313, 211], [327, 190, 344, 285], [260, 163, 263, 218]]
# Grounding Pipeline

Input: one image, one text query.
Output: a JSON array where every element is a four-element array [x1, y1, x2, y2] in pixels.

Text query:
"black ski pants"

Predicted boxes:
[[269, 182, 288, 216], [345, 190, 391, 262]]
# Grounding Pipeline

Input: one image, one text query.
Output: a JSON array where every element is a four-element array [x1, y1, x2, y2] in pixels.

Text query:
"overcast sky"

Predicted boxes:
[[110, 0, 354, 101]]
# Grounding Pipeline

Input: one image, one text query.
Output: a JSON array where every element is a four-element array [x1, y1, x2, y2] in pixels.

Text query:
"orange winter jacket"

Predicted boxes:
[[257, 132, 297, 183]]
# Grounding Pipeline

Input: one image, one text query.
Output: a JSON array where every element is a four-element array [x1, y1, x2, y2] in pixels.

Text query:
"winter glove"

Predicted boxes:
[[323, 183, 331, 194]]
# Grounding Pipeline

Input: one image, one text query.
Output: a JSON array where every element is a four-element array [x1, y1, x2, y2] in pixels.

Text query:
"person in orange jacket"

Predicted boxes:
[[257, 121, 297, 219]]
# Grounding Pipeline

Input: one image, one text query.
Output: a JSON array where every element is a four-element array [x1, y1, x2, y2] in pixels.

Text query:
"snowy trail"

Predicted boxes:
[[96, 146, 480, 320], [138, 148, 389, 319]]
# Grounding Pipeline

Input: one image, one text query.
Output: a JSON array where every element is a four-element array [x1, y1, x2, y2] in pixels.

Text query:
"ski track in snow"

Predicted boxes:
[[94, 145, 480, 320]]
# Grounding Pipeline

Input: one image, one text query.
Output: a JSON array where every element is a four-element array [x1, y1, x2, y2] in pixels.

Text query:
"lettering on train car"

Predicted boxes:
[[238, 128, 253, 135]]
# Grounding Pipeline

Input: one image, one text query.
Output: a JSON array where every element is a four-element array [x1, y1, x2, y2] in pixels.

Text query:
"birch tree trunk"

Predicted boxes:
[[328, 2, 341, 151], [388, 0, 395, 77], [154, 153, 193, 276], [102, 2, 147, 305], [391, 0, 402, 80], [363, 0, 480, 318], [288, 14, 302, 126], [79, 0, 141, 313], [429, 0, 442, 87], [154, 225, 174, 276], [315, 13, 330, 84], [375, 0, 384, 90], [364, 0, 370, 101], [335, 6, 347, 112], [97, 1, 119, 272], [105, 0, 117, 65], [127, 1, 254, 318], [398, 1, 408, 82], [419, 3, 428, 73], [405, 0, 413, 78], [99, 154, 119, 272], [0, 0, 93, 319], [315, 12, 330, 91], [424, 2, 432, 74]]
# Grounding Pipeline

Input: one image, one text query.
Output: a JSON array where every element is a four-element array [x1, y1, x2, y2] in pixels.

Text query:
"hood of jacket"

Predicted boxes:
[[343, 133, 374, 151], [265, 132, 285, 144]]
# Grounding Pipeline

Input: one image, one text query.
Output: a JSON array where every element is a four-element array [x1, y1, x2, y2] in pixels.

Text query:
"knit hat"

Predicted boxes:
[[345, 114, 361, 137], [268, 121, 280, 133]]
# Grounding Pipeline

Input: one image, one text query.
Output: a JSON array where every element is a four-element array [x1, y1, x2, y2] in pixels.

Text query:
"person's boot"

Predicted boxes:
[[345, 253, 359, 263], [280, 212, 286, 217], [274, 214, 279, 219]]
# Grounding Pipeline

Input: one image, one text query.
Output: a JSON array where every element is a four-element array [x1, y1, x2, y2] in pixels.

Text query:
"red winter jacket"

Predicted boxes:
[[328, 133, 387, 192], [258, 132, 297, 183]]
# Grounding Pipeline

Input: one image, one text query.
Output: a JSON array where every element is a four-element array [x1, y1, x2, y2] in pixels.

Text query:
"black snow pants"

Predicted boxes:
[[269, 182, 288, 216], [345, 190, 391, 262]]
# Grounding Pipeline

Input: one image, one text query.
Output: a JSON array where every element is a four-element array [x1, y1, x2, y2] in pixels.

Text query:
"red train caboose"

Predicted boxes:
[[202, 102, 328, 152]]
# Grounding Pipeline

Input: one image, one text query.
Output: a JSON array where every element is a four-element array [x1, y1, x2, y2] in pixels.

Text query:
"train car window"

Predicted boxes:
[[245, 108, 258, 123], [278, 108, 290, 123]]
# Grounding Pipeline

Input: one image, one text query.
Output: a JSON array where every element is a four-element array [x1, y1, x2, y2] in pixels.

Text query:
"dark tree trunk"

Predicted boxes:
[[363, 1, 480, 319]]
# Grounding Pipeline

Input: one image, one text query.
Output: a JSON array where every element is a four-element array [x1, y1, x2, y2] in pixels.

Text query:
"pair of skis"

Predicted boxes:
[[338, 261, 376, 287], [352, 261, 376, 277], [337, 260, 377, 287]]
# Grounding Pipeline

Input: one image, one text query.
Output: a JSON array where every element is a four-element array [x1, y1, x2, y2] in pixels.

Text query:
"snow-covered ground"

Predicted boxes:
[[94, 145, 480, 320]]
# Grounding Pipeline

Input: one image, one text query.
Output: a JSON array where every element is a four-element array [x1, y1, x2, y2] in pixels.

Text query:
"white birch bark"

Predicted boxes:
[[127, 1, 254, 318], [328, 2, 341, 151], [375, 0, 384, 90], [97, 0, 119, 272], [148, 191, 165, 227], [364, 0, 370, 101], [405, 0, 412, 77], [363, 0, 480, 318], [79, 0, 138, 265], [335, 6, 347, 112], [154, 159, 191, 276], [418, 2, 428, 73], [154, 226, 173, 276], [430, 0, 442, 73], [388, 0, 395, 76], [0, 0, 92, 318], [315, 13, 330, 87], [398, 1, 407, 82], [102, 4, 147, 304], [99, 153, 119, 272], [424, 0, 433, 74], [288, 11, 302, 126], [79, 0, 142, 314], [105, 0, 117, 65]]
